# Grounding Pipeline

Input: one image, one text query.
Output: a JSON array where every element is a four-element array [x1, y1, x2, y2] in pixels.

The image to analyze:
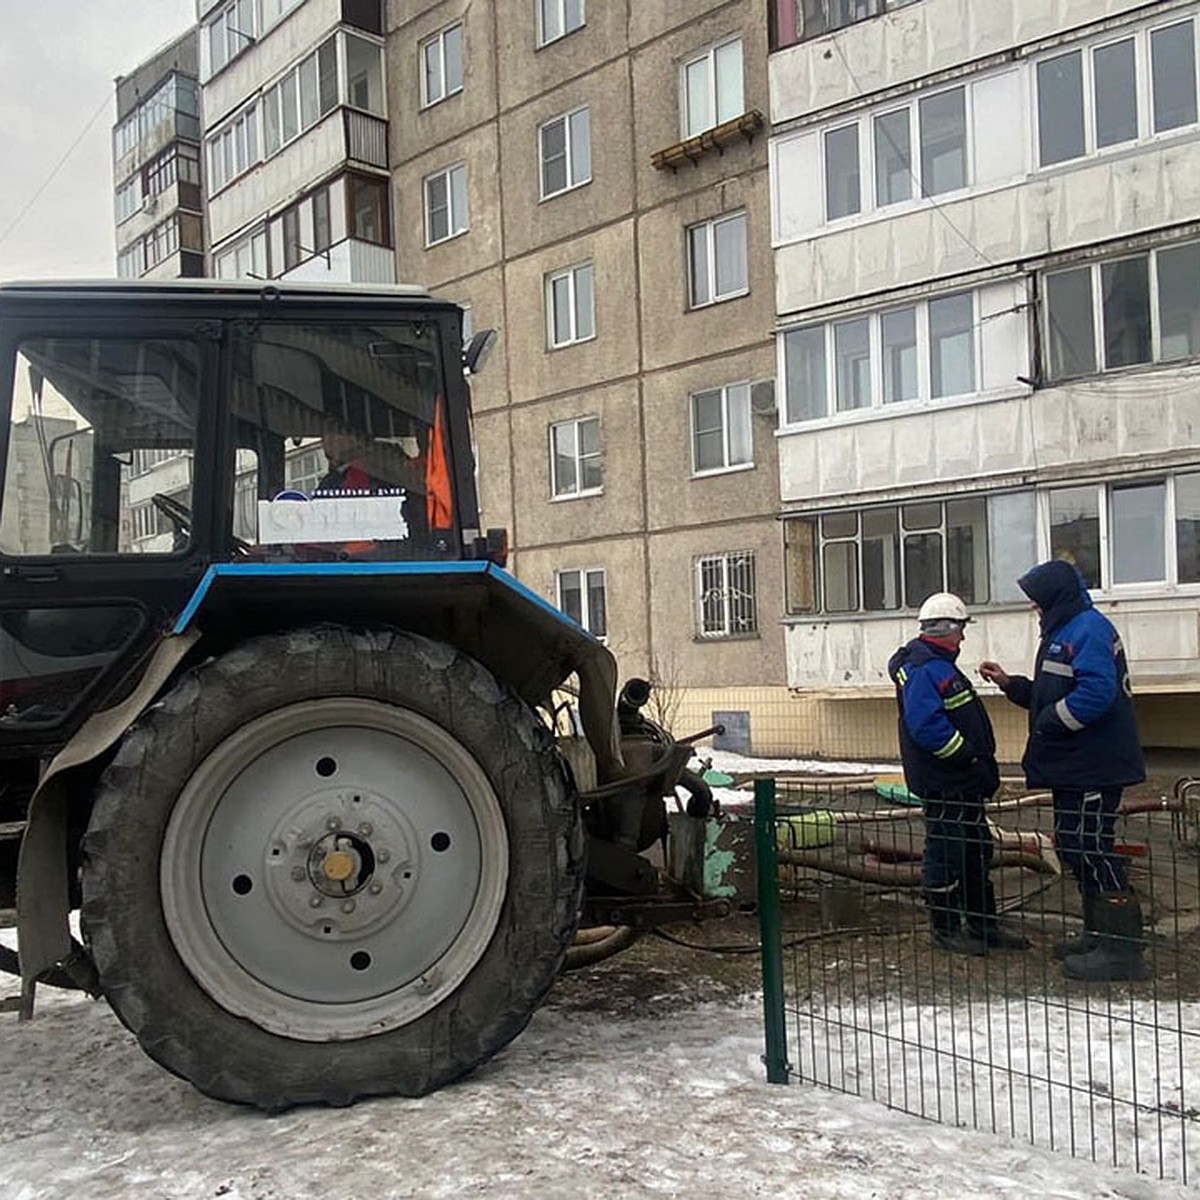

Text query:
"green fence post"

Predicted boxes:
[[755, 776, 790, 1084]]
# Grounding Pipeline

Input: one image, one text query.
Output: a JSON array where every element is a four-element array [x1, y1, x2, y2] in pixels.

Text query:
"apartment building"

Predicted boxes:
[[768, 0, 1200, 758], [113, 29, 205, 280], [199, 0, 394, 283], [387, 1, 786, 745]]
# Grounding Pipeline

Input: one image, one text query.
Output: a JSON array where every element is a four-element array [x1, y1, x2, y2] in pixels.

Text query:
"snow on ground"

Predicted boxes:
[[0, 978, 1189, 1200], [700, 748, 900, 779]]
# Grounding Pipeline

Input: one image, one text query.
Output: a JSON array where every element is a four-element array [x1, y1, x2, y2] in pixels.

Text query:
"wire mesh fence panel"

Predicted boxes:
[[761, 777, 1200, 1186]]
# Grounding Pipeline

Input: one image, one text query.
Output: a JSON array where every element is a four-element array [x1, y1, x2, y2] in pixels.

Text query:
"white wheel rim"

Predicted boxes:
[[161, 698, 508, 1041]]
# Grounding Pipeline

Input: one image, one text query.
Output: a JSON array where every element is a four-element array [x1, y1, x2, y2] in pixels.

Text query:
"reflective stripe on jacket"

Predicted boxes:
[[887, 637, 999, 800]]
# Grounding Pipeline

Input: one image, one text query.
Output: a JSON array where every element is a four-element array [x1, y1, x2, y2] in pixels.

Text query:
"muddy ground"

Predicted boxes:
[[549, 765, 1200, 1016]]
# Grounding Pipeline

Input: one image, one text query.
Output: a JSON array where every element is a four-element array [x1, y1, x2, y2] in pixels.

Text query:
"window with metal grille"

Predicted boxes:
[[696, 551, 757, 638]]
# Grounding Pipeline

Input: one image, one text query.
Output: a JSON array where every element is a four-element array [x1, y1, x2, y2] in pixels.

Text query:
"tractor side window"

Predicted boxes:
[[228, 321, 455, 561], [2, 338, 200, 557]]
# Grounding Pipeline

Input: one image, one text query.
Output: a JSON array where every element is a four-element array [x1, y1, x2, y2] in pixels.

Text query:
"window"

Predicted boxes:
[[1046, 476, 1200, 590], [785, 496, 998, 616], [538, 0, 585, 46], [207, 103, 259, 193], [692, 383, 751, 474], [282, 207, 302, 272], [546, 262, 595, 348], [313, 186, 331, 253], [687, 212, 747, 308], [540, 108, 591, 198], [422, 22, 463, 107], [918, 88, 967, 196], [1035, 19, 1198, 168], [794, 0, 922, 42], [827, 85, 966, 221], [4, 337, 200, 557], [349, 175, 389, 245], [824, 124, 860, 220], [681, 38, 743, 138], [215, 228, 268, 279], [425, 163, 468, 245], [550, 416, 601, 497], [115, 176, 142, 225], [117, 245, 142, 279], [262, 38, 338, 157], [696, 551, 757, 638], [345, 34, 385, 114], [1152, 21, 1198, 131], [144, 144, 201, 198], [144, 216, 180, 270], [205, 0, 255, 77], [557, 568, 607, 638], [782, 290, 977, 422], [1043, 240, 1200, 379]]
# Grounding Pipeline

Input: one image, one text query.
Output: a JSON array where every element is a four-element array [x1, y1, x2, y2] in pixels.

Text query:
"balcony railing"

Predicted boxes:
[[345, 109, 387, 169]]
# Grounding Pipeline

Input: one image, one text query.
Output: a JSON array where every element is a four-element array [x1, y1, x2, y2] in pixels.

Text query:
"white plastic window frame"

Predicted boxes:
[[555, 567, 608, 639], [1032, 16, 1200, 171], [539, 106, 592, 200], [690, 382, 753, 476], [424, 163, 469, 246], [680, 36, 744, 140], [686, 211, 748, 309], [420, 21, 464, 108], [781, 288, 980, 425], [545, 262, 595, 349], [537, 0, 585, 47], [549, 415, 602, 499]]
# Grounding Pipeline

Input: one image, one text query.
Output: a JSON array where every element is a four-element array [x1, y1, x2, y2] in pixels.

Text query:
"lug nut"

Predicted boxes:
[[326, 817, 341, 831], [309, 896, 323, 908], [369, 881, 383, 895], [377, 849, 390, 864], [290, 866, 306, 882], [358, 822, 373, 837], [341, 900, 356, 914]]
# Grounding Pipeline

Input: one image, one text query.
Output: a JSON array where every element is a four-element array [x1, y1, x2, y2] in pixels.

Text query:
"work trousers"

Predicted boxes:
[[922, 797, 993, 921], [1052, 787, 1128, 894]]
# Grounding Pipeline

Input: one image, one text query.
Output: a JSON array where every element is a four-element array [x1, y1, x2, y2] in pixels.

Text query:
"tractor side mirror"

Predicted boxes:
[[462, 329, 497, 377]]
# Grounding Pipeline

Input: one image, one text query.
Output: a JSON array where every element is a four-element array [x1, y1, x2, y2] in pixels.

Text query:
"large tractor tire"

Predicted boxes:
[[81, 626, 583, 1110]]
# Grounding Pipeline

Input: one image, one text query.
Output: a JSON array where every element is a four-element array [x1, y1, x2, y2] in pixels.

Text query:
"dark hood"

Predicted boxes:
[[1018, 559, 1091, 637]]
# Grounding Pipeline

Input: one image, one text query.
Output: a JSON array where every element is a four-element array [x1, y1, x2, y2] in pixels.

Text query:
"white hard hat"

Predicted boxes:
[[918, 591, 970, 625]]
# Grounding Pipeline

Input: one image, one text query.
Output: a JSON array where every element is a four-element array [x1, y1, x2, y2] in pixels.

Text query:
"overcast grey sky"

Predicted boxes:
[[0, 0, 197, 280]]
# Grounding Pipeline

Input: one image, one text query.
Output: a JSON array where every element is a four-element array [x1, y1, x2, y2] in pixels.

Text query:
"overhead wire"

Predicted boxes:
[[0, 89, 115, 257]]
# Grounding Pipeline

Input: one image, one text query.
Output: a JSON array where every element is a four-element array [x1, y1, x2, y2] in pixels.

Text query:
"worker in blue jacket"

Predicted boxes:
[[888, 592, 1028, 955], [980, 559, 1147, 982]]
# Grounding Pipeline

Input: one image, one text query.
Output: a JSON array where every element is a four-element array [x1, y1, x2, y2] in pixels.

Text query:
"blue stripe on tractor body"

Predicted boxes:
[[172, 559, 593, 640]]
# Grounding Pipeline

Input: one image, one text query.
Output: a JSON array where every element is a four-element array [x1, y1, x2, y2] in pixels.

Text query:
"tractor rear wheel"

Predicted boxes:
[[81, 627, 582, 1109]]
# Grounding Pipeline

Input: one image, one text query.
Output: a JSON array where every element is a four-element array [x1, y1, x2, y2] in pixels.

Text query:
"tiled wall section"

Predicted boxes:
[[664, 689, 1190, 763]]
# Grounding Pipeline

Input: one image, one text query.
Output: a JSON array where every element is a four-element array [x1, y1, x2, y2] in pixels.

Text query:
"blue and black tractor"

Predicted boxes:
[[0, 279, 722, 1109]]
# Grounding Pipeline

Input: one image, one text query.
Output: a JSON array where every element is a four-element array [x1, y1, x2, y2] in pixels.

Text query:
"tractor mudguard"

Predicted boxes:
[[17, 628, 200, 987]]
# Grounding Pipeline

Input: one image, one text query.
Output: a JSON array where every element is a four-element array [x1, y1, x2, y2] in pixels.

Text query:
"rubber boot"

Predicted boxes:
[[1062, 891, 1147, 982], [925, 889, 986, 956], [967, 882, 1030, 951], [1053, 890, 1099, 960]]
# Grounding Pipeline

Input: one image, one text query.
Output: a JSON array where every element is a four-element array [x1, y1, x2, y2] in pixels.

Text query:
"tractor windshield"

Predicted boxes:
[[0, 311, 461, 563], [229, 319, 456, 561]]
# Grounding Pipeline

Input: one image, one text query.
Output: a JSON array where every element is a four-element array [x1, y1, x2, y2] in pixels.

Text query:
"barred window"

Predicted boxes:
[[696, 551, 757, 638]]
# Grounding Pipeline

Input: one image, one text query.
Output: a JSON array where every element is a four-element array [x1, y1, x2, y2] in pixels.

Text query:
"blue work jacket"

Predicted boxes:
[[887, 636, 999, 800], [1002, 560, 1145, 790]]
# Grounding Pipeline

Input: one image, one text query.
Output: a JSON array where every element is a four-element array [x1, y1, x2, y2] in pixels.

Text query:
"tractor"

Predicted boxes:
[[0, 279, 725, 1110]]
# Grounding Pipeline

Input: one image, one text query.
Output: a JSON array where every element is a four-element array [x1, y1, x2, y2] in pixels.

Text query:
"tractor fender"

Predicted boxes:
[[17, 627, 201, 988]]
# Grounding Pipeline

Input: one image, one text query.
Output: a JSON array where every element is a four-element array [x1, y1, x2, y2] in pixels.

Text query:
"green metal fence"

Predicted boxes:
[[756, 775, 1200, 1186]]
